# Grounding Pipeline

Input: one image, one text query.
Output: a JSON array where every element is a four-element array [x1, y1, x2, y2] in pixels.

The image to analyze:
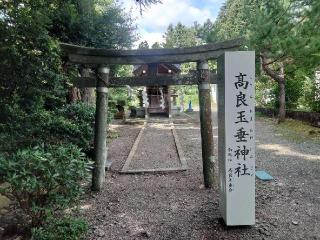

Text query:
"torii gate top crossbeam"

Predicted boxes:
[[60, 38, 242, 65]]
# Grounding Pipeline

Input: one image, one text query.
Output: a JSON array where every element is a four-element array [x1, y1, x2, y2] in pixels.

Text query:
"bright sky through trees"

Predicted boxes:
[[123, 0, 224, 47]]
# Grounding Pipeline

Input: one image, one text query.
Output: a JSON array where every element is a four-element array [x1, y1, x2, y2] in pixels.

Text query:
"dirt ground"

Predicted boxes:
[[1, 110, 319, 239], [79, 111, 320, 240]]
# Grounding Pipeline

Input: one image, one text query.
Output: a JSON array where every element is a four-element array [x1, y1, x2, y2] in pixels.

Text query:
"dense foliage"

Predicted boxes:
[[32, 217, 88, 240], [163, 23, 202, 48], [0, 0, 137, 236], [0, 103, 96, 153], [209, 0, 320, 120], [158, 1, 320, 117], [0, 145, 91, 226]]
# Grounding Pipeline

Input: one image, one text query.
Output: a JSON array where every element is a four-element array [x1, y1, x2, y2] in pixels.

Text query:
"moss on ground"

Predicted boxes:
[[275, 118, 320, 143]]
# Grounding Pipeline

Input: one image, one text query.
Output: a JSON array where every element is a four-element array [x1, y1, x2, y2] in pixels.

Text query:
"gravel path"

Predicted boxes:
[[80, 112, 320, 240], [107, 122, 142, 170], [129, 123, 181, 170]]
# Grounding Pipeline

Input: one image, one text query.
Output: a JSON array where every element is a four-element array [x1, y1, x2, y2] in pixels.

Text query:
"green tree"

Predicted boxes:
[[0, 1, 65, 114], [246, 0, 320, 122], [135, 0, 162, 15], [0, 0, 137, 119], [151, 41, 162, 49], [162, 23, 200, 104], [49, 0, 136, 48], [138, 40, 150, 49], [207, 0, 249, 42], [163, 23, 200, 48], [194, 19, 214, 43], [209, 0, 320, 122], [0, 0, 138, 232], [163, 23, 196, 73]]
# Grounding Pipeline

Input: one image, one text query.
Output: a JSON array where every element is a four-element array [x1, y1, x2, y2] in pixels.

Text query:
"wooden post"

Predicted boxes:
[[197, 60, 214, 188], [172, 88, 178, 109], [143, 87, 149, 119], [138, 90, 143, 107], [167, 86, 172, 118], [92, 65, 109, 191]]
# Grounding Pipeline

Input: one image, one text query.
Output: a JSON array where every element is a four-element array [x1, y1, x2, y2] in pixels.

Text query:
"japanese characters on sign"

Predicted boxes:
[[228, 72, 255, 193], [218, 51, 255, 226]]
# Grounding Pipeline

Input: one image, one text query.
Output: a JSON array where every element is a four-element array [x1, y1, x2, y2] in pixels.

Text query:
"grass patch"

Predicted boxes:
[[276, 118, 320, 143], [107, 130, 119, 140], [255, 111, 264, 118]]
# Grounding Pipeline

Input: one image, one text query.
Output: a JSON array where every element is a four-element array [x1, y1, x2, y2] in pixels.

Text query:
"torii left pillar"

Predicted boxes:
[[198, 60, 214, 188], [92, 65, 109, 191]]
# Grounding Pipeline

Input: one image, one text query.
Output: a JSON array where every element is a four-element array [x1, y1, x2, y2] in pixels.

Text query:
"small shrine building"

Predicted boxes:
[[133, 63, 180, 117]]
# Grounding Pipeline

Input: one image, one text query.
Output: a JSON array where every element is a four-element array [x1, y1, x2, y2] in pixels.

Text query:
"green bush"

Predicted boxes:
[[32, 217, 88, 240], [57, 102, 96, 125], [300, 76, 320, 112], [54, 103, 96, 151], [255, 75, 276, 107], [0, 144, 91, 226], [108, 99, 117, 123], [0, 102, 96, 153]]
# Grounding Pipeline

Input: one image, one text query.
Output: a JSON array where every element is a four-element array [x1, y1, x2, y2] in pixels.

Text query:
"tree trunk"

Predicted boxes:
[[80, 68, 95, 105], [62, 62, 81, 104], [278, 63, 286, 123], [261, 54, 286, 123], [68, 87, 81, 103], [81, 88, 95, 104], [278, 81, 286, 123]]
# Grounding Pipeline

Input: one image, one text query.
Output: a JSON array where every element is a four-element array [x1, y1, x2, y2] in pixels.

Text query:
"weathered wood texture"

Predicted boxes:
[[75, 72, 217, 88], [197, 61, 214, 188], [60, 38, 243, 65]]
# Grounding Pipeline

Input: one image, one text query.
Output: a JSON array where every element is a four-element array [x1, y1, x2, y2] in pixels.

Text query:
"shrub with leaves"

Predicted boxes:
[[0, 144, 91, 226], [0, 102, 96, 153], [32, 217, 88, 240], [54, 102, 96, 151]]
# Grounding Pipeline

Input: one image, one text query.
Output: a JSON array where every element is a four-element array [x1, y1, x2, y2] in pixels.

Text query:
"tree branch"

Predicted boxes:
[[264, 53, 286, 66], [260, 53, 284, 83]]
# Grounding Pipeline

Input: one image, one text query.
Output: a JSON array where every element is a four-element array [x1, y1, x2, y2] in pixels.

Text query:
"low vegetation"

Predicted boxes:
[[32, 217, 88, 240], [0, 144, 91, 227], [276, 119, 320, 144]]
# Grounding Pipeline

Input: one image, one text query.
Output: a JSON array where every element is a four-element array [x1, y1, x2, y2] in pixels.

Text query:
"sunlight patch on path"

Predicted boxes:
[[258, 143, 320, 161]]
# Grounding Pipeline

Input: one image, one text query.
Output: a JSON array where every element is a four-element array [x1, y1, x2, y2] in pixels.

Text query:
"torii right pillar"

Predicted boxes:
[[217, 51, 256, 226]]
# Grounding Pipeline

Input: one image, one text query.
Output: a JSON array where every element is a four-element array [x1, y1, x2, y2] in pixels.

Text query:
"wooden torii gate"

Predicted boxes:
[[60, 39, 256, 226]]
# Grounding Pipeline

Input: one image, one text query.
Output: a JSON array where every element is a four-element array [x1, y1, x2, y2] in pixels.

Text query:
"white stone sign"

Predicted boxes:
[[218, 51, 255, 226]]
